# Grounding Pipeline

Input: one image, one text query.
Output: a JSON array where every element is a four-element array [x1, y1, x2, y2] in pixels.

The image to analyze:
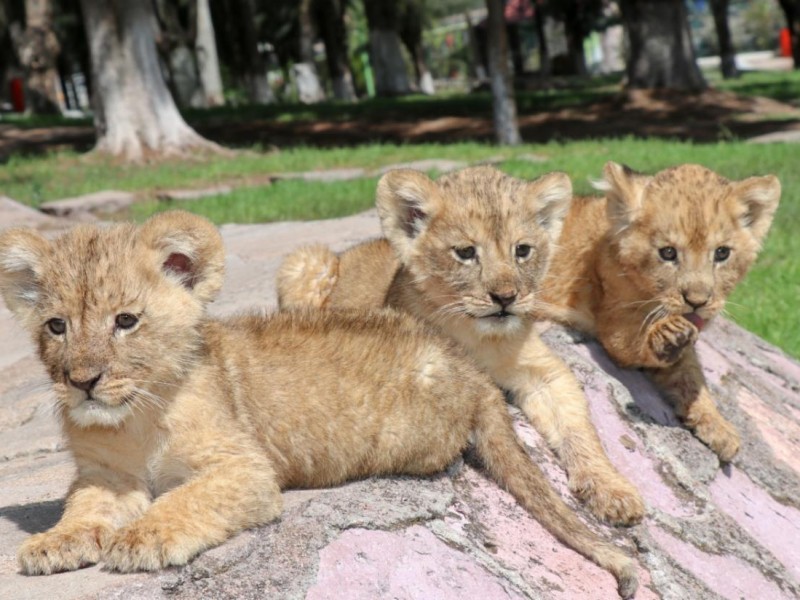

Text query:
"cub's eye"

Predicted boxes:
[[115, 313, 139, 330], [454, 246, 476, 261], [658, 246, 678, 262], [714, 246, 731, 262], [515, 244, 532, 259], [46, 318, 66, 335]]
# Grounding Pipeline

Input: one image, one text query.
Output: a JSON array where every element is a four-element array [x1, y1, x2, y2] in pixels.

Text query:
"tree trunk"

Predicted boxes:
[[563, 8, 588, 76], [363, 0, 411, 96], [79, 0, 223, 161], [154, 0, 205, 108], [777, 0, 800, 69], [399, 1, 435, 95], [314, 0, 356, 101], [295, 0, 326, 104], [708, 0, 738, 78], [235, 0, 275, 103], [620, 0, 706, 91], [534, 2, 550, 76], [12, 0, 62, 113], [196, 0, 224, 106], [485, 0, 521, 145]]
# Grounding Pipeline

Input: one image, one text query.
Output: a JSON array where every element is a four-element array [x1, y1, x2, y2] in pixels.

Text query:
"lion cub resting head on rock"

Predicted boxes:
[[278, 166, 646, 527], [541, 162, 780, 462], [0, 211, 637, 597]]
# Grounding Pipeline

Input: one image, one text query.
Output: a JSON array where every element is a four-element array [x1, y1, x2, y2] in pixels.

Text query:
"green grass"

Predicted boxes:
[[130, 176, 382, 223], [1, 131, 797, 358], [710, 69, 800, 105]]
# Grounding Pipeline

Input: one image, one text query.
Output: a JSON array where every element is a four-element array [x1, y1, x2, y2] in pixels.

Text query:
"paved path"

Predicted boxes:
[[1, 202, 799, 599]]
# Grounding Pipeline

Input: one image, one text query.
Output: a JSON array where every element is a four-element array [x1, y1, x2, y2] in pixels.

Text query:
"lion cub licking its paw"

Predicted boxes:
[[541, 162, 780, 463], [0, 211, 637, 598], [278, 166, 646, 526]]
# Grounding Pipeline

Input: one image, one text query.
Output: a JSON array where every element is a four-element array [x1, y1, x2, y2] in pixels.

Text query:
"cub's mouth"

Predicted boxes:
[[683, 312, 706, 331], [482, 310, 514, 320]]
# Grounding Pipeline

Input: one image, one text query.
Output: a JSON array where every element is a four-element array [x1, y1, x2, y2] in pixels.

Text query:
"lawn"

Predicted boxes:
[[1, 138, 796, 359]]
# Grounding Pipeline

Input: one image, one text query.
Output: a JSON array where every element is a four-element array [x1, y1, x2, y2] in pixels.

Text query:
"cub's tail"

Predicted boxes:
[[473, 394, 638, 599], [276, 245, 339, 310]]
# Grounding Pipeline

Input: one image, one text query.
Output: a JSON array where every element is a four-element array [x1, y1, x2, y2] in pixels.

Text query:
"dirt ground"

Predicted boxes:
[[1, 89, 799, 161]]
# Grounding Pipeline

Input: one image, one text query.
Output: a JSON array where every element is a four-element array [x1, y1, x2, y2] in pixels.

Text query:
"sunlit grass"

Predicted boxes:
[[1, 128, 796, 357]]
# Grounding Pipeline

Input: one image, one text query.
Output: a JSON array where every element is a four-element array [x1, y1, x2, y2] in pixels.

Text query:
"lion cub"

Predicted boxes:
[[278, 166, 646, 526], [540, 162, 780, 462], [0, 211, 636, 597]]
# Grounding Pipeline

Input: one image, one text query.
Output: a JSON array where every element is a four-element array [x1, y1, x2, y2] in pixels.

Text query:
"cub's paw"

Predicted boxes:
[[692, 413, 741, 463], [103, 522, 191, 572], [648, 316, 698, 365], [569, 471, 646, 526], [18, 525, 111, 575]]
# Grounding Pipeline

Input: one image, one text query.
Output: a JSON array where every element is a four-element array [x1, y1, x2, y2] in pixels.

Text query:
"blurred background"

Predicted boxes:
[[0, 0, 797, 356]]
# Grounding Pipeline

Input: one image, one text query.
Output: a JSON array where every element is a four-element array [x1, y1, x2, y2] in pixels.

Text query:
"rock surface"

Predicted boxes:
[[38, 190, 137, 218], [1, 202, 799, 600]]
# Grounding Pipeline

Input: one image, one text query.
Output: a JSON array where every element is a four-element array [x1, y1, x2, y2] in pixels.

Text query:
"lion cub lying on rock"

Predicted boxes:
[[0, 211, 636, 597], [278, 166, 645, 526], [541, 162, 780, 462]]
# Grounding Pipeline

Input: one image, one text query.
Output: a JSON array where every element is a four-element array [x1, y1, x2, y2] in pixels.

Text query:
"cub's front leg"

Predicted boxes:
[[649, 347, 740, 462], [18, 472, 151, 575], [597, 310, 698, 370], [489, 335, 645, 526], [644, 315, 699, 368], [103, 453, 282, 572]]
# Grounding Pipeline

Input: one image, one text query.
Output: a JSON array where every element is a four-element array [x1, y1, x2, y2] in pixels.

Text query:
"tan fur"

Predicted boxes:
[[0, 211, 637, 598], [277, 166, 646, 526], [540, 162, 781, 461]]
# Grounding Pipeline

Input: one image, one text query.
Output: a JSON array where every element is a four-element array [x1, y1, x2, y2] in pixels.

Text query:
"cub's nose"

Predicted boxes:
[[490, 291, 517, 309], [682, 291, 710, 310], [68, 373, 101, 392]]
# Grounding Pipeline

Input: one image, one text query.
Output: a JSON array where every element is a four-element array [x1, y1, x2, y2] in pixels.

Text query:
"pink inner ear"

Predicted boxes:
[[405, 206, 426, 234], [164, 253, 195, 288]]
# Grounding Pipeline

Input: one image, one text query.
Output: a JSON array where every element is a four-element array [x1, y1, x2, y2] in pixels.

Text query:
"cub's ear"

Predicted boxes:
[[596, 161, 650, 232], [732, 174, 781, 244], [526, 171, 572, 241], [0, 228, 50, 325], [376, 169, 442, 261], [138, 211, 225, 304]]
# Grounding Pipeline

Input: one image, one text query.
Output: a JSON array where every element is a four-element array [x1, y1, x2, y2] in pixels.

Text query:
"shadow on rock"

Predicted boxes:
[[0, 498, 63, 534]]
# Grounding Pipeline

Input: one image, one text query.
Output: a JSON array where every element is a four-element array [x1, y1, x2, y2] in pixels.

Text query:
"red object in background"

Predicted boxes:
[[10, 78, 25, 112], [780, 28, 792, 58]]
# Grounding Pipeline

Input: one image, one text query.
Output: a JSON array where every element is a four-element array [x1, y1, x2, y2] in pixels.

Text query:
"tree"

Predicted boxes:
[[195, 0, 224, 106], [233, 0, 276, 103], [777, 0, 800, 68], [709, 0, 738, 78], [362, 0, 411, 96], [314, 0, 357, 101], [399, 0, 435, 94], [79, 0, 222, 161], [619, 0, 706, 91], [154, 0, 205, 108], [295, 0, 326, 103], [485, 0, 521, 144], [11, 0, 62, 113], [533, 0, 550, 75]]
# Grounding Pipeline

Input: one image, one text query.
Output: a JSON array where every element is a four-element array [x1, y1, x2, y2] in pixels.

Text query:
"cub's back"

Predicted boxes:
[[211, 308, 491, 486], [541, 195, 609, 326], [328, 238, 398, 309]]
